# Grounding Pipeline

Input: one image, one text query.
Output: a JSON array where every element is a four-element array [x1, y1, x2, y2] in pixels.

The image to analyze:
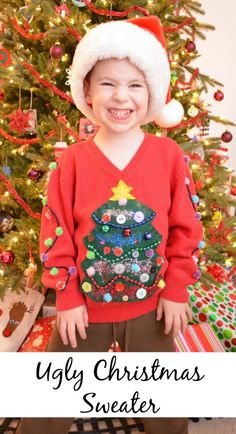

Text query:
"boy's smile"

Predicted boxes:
[[83, 58, 149, 137]]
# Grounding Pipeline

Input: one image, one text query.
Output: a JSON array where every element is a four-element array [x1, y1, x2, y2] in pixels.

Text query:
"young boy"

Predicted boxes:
[[17, 16, 203, 434]]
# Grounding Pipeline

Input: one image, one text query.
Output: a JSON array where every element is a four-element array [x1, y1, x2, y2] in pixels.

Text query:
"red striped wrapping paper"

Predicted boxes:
[[175, 323, 225, 352]]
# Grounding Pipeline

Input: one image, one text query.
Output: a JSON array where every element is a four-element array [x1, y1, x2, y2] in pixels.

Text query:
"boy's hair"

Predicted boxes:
[[70, 16, 184, 128]]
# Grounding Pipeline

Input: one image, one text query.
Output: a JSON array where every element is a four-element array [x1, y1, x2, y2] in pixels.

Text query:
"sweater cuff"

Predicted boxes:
[[56, 279, 86, 311], [160, 274, 189, 303]]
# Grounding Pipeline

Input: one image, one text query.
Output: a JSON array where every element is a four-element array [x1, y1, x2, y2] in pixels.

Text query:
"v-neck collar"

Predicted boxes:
[[85, 133, 149, 179]]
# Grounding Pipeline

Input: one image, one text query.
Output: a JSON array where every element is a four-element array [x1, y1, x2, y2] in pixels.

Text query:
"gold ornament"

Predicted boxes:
[[212, 211, 223, 227], [188, 105, 199, 117]]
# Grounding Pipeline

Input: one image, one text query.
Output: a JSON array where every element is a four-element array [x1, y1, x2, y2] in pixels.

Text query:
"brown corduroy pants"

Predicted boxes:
[[16, 310, 188, 434]]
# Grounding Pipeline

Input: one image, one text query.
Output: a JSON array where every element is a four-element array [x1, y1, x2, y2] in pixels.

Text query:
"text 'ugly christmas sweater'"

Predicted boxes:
[[39, 133, 203, 323]]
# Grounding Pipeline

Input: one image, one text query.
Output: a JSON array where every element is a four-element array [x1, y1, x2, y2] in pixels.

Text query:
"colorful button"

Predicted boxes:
[[87, 250, 95, 260], [140, 273, 149, 283], [116, 214, 126, 224], [195, 212, 202, 221], [101, 213, 111, 223], [136, 287, 147, 299], [87, 266, 95, 276], [144, 232, 152, 240], [40, 253, 48, 262], [103, 246, 111, 255], [44, 238, 53, 247], [132, 250, 139, 258], [191, 195, 200, 203], [133, 211, 145, 223], [56, 280, 66, 291], [50, 267, 59, 276], [146, 249, 154, 258], [113, 247, 123, 257], [198, 240, 205, 249], [118, 198, 127, 206], [49, 162, 57, 170], [82, 282, 92, 292], [103, 293, 112, 302], [114, 263, 125, 274], [102, 224, 110, 233], [131, 263, 140, 272], [115, 282, 125, 292], [68, 266, 77, 275], [55, 226, 63, 236], [193, 269, 201, 279], [122, 295, 129, 301]]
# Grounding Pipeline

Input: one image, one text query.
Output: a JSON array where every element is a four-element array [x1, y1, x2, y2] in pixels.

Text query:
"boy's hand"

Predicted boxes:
[[57, 305, 88, 349], [156, 297, 192, 338]]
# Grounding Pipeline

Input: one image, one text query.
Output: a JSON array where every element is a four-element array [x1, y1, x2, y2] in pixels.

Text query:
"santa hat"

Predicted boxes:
[[70, 16, 184, 128]]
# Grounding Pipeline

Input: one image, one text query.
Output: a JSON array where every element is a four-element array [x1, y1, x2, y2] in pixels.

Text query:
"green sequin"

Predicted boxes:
[[56, 226, 63, 236], [50, 267, 59, 276], [49, 162, 57, 170], [44, 238, 53, 247]]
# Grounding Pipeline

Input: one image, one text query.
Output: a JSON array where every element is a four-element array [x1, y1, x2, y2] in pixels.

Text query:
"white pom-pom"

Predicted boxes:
[[155, 99, 184, 128]]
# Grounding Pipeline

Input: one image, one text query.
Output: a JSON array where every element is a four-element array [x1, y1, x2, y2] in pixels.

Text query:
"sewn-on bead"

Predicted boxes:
[[44, 238, 53, 247], [195, 212, 202, 220], [144, 232, 152, 240], [40, 253, 48, 262], [193, 269, 201, 279], [50, 267, 59, 276], [49, 162, 57, 170], [56, 280, 66, 291], [87, 250, 95, 259], [42, 197, 47, 206], [82, 282, 92, 292], [55, 226, 64, 236], [185, 177, 190, 185], [191, 195, 200, 203], [68, 266, 77, 275], [104, 293, 112, 302], [184, 155, 190, 163], [198, 240, 205, 249]]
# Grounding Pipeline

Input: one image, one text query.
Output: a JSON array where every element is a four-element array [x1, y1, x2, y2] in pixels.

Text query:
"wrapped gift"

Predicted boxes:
[[188, 280, 236, 352], [175, 323, 225, 352], [19, 316, 56, 352]]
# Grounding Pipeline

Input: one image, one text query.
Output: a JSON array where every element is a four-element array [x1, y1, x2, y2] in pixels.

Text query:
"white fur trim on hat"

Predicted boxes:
[[70, 20, 184, 127]]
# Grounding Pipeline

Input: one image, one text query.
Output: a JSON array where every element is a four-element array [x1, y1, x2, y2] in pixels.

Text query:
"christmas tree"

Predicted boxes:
[[81, 180, 165, 302], [0, 0, 235, 298]]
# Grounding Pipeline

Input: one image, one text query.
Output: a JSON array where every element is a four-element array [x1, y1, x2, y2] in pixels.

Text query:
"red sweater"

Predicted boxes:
[[39, 133, 203, 322]]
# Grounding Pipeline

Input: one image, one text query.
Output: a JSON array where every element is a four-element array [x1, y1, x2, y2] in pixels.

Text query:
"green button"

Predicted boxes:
[[87, 250, 95, 260]]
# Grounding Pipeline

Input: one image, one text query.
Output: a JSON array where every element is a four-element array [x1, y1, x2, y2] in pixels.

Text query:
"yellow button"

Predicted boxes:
[[82, 282, 92, 292], [157, 279, 165, 289], [122, 295, 129, 302]]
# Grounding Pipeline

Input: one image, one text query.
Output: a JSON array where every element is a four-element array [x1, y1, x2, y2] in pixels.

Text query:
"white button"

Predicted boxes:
[[114, 263, 126, 274], [116, 214, 126, 224], [140, 273, 149, 283], [136, 287, 147, 299]]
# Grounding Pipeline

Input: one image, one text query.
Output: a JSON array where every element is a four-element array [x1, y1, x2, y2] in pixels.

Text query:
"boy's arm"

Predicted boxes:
[[161, 150, 204, 303], [39, 150, 86, 312]]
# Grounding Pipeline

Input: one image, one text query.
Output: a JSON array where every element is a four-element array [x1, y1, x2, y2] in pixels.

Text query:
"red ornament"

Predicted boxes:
[[230, 186, 236, 196], [50, 45, 64, 59], [0, 249, 15, 264], [5, 108, 31, 134], [0, 89, 4, 100], [123, 228, 131, 237], [27, 167, 44, 181], [185, 40, 196, 53], [0, 47, 11, 67], [214, 89, 224, 101], [221, 130, 233, 143]]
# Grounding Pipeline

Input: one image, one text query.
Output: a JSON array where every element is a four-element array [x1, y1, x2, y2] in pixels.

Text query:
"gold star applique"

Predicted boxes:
[[110, 180, 135, 201]]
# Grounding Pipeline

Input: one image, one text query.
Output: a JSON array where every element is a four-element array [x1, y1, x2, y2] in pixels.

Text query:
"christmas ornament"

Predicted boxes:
[[71, 0, 87, 6], [185, 40, 196, 53], [50, 44, 64, 59], [214, 89, 224, 101], [0, 46, 11, 67], [27, 167, 44, 181], [5, 108, 31, 134], [221, 130, 233, 143], [188, 105, 199, 117], [0, 249, 15, 264], [212, 211, 223, 227], [54, 142, 68, 160], [0, 89, 4, 100], [22, 109, 38, 135], [55, 4, 71, 17], [0, 211, 14, 233]]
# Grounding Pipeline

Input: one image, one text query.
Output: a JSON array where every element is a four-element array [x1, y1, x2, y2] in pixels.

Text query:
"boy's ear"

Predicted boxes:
[[83, 80, 92, 105]]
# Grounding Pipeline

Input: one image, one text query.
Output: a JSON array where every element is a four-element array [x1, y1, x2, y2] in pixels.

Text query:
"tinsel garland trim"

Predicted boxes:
[[58, 115, 80, 141], [83, 0, 150, 17], [23, 62, 74, 104], [0, 172, 41, 219], [0, 127, 39, 144]]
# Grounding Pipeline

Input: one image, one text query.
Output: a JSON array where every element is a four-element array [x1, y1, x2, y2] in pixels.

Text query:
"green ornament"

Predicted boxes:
[[42, 196, 47, 206], [171, 71, 178, 86], [50, 267, 59, 276], [44, 237, 53, 247], [49, 162, 57, 170], [56, 226, 64, 236], [87, 250, 95, 260], [102, 224, 110, 233]]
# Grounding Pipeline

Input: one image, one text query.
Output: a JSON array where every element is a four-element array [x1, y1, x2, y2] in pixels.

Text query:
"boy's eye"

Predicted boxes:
[[101, 82, 114, 86], [130, 83, 143, 88]]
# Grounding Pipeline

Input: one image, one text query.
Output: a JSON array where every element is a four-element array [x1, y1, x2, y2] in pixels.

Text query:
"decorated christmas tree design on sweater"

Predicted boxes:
[[81, 180, 166, 303]]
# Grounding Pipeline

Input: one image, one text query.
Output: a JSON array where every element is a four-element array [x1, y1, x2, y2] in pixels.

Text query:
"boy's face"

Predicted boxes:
[[83, 58, 149, 136]]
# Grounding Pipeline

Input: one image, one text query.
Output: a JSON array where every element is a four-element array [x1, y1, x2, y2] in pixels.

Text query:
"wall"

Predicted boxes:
[[193, 0, 236, 174]]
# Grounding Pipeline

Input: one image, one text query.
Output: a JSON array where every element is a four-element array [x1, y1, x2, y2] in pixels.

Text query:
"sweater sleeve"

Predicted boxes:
[[160, 151, 204, 303], [39, 151, 86, 311]]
